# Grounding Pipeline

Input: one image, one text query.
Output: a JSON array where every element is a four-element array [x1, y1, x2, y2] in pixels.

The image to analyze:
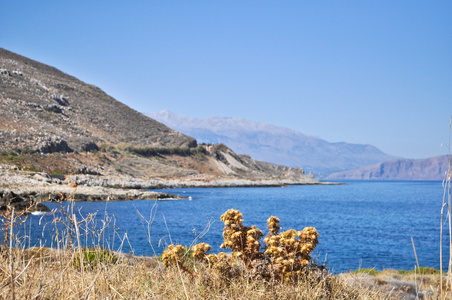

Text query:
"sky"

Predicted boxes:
[[1, 1, 451, 159]]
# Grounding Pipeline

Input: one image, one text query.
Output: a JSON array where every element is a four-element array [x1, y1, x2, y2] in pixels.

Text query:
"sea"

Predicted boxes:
[[18, 180, 450, 273]]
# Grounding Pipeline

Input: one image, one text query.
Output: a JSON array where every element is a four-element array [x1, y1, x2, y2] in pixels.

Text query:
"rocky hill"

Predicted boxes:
[[149, 110, 398, 176], [0, 48, 325, 200], [0, 48, 196, 153], [326, 155, 450, 180]]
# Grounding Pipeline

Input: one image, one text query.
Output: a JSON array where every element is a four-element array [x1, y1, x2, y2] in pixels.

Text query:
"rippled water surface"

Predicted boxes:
[[23, 180, 448, 273]]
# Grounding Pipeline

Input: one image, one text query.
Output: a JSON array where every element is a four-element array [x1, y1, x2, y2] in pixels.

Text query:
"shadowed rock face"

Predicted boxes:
[[0, 48, 196, 153], [0, 191, 50, 214]]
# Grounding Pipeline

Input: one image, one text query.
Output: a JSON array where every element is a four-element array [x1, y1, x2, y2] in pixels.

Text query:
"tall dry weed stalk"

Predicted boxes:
[[440, 116, 452, 299], [0, 200, 35, 299], [9, 208, 15, 300], [0, 199, 32, 246], [0, 187, 124, 298]]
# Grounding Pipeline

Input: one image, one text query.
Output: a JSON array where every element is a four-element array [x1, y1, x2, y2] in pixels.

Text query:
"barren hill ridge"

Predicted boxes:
[[0, 48, 196, 153]]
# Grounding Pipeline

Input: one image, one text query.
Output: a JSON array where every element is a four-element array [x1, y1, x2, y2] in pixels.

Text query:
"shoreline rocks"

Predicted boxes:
[[60, 173, 340, 190], [0, 191, 51, 214], [0, 186, 186, 213], [0, 169, 342, 213]]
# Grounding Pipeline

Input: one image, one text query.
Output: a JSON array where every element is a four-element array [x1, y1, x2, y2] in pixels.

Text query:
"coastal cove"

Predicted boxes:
[[23, 180, 447, 273]]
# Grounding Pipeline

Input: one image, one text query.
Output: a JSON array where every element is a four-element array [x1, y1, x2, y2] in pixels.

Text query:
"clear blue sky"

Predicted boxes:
[[1, 1, 451, 159]]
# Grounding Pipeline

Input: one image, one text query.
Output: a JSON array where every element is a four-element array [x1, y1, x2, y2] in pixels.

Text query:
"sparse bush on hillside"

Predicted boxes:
[[98, 143, 115, 153], [21, 148, 37, 155], [115, 143, 208, 158], [115, 142, 133, 152], [44, 105, 63, 114], [80, 142, 99, 153], [212, 143, 229, 152]]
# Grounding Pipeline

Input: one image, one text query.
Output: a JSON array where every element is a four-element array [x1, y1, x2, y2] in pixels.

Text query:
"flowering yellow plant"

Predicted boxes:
[[162, 209, 319, 281], [161, 244, 185, 268], [264, 218, 319, 280]]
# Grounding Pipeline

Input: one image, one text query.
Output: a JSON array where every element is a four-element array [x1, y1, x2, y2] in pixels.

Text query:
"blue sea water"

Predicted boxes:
[[20, 180, 449, 273]]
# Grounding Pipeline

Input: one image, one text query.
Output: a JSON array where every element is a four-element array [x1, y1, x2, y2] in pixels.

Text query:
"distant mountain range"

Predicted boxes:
[[326, 155, 450, 180], [149, 110, 398, 176]]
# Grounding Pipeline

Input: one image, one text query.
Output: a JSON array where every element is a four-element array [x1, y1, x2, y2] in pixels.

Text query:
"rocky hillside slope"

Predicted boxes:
[[0, 48, 323, 190], [326, 155, 450, 180], [0, 48, 196, 153], [149, 110, 398, 176]]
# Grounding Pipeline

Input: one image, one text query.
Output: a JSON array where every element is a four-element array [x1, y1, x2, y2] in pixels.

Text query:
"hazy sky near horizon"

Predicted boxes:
[[1, 1, 451, 159]]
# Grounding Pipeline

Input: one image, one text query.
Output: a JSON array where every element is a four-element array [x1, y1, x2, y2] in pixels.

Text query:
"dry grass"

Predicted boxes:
[[440, 117, 452, 299], [344, 267, 450, 299], [0, 246, 391, 299], [0, 203, 390, 300], [0, 206, 443, 300]]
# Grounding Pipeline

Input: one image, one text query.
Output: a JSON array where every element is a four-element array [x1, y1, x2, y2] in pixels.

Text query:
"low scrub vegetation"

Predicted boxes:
[[113, 142, 208, 158], [353, 266, 441, 276]]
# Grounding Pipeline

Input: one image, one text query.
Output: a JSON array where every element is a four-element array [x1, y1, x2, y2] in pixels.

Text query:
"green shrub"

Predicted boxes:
[[120, 144, 208, 158], [352, 268, 380, 276], [398, 266, 441, 275], [50, 169, 65, 176], [73, 247, 117, 270]]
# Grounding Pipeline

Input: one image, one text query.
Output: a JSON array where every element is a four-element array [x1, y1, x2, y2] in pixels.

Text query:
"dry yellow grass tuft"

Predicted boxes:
[[0, 245, 391, 299], [0, 204, 390, 299], [0, 200, 444, 299]]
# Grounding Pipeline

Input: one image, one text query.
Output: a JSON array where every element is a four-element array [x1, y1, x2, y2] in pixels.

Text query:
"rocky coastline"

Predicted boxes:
[[0, 169, 340, 213]]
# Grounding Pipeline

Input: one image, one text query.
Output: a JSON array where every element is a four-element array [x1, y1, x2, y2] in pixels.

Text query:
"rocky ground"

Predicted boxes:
[[338, 269, 446, 299], [0, 166, 338, 213]]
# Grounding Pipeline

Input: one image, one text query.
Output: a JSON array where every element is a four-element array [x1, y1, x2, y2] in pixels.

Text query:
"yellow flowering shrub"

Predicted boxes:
[[161, 244, 186, 268], [264, 225, 319, 280], [219, 209, 263, 262], [162, 209, 319, 281], [192, 242, 211, 260]]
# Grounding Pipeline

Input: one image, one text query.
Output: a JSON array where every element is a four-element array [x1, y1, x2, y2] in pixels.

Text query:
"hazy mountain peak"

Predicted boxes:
[[149, 110, 398, 176], [152, 111, 311, 138]]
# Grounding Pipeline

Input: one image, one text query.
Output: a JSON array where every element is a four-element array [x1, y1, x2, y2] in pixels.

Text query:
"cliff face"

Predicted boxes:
[[0, 48, 196, 153], [326, 155, 450, 180]]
